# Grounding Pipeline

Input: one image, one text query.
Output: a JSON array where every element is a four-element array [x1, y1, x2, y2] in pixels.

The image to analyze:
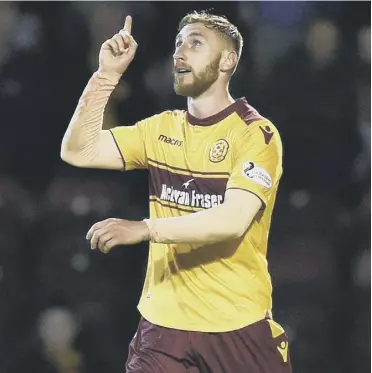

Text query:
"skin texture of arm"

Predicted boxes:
[[144, 188, 262, 244], [60, 70, 125, 170]]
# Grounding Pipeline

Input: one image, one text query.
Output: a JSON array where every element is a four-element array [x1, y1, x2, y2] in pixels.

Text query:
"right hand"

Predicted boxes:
[[98, 15, 138, 76]]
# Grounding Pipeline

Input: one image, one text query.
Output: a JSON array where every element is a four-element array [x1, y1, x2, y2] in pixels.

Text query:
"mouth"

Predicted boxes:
[[175, 67, 192, 76]]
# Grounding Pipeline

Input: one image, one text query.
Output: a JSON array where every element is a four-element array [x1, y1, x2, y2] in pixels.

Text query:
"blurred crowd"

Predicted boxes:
[[0, 2, 370, 373]]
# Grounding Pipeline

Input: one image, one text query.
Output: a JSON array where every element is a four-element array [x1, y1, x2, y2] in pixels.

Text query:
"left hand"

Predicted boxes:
[[86, 218, 149, 253]]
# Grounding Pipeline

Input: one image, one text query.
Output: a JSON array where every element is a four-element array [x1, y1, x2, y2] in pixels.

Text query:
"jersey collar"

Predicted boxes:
[[186, 97, 249, 126]]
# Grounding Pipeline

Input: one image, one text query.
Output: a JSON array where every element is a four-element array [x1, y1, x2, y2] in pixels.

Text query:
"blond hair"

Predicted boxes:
[[178, 10, 243, 62]]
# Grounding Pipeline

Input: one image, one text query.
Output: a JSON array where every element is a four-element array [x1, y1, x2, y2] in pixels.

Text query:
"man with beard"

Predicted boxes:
[[61, 11, 292, 373]]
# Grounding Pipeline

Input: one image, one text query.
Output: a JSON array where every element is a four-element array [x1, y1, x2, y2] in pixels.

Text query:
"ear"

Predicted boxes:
[[220, 50, 238, 73]]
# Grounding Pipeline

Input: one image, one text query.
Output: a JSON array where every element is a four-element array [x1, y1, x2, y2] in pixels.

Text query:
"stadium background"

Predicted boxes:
[[0, 1, 370, 372]]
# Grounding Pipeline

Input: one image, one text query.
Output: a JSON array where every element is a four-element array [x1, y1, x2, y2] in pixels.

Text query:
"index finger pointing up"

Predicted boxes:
[[123, 15, 132, 34]]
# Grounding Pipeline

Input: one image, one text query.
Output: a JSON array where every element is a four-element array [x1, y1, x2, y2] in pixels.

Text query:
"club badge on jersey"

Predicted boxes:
[[209, 139, 229, 163]]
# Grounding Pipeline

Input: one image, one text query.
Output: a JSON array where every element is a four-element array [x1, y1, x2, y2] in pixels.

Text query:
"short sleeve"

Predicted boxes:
[[109, 117, 150, 171], [226, 121, 283, 208]]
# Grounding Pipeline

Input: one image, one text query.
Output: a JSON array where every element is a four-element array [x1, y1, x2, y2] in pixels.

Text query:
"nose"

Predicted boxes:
[[173, 47, 186, 62]]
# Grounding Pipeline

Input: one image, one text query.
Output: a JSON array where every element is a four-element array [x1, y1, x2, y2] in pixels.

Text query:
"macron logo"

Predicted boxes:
[[158, 134, 183, 147]]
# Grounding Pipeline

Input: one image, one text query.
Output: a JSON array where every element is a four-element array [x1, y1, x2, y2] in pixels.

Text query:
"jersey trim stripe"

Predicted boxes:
[[108, 129, 126, 171], [148, 158, 230, 177], [186, 98, 264, 127], [149, 165, 227, 210]]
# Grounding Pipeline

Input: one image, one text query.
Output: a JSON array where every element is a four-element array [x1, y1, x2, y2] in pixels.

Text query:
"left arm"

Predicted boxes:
[[86, 189, 261, 252], [144, 189, 262, 244]]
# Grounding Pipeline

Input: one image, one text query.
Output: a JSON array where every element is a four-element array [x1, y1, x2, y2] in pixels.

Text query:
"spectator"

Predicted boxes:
[[264, 19, 359, 206]]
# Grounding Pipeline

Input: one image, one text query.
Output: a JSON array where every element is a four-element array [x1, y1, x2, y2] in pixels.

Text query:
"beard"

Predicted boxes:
[[173, 55, 221, 98]]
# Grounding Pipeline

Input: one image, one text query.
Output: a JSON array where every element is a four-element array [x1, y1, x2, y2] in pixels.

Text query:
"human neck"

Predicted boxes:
[[187, 84, 235, 119]]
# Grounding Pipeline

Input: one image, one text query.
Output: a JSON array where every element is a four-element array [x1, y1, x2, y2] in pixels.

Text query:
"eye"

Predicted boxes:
[[175, 40, 182, 48], [192, 39, 201, 47]]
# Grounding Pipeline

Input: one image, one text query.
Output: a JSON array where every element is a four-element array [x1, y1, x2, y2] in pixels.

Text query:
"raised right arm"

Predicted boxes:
[[60, 71, 124, 169], [60, 15, 138, 170]]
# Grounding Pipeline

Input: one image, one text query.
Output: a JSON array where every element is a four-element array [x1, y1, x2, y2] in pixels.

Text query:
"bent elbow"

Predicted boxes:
[[60, 148, 69, 163], [60, 147, 69, 162], [60, 149, 84, 167], [229, 221, 251, 240], [60, 147, 74, 165], [230, 228, 244, 240], [60, 138, 74, 164]]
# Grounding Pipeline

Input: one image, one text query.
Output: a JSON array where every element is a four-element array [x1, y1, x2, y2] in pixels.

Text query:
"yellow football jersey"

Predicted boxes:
[[110, 98, 283, 332]]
